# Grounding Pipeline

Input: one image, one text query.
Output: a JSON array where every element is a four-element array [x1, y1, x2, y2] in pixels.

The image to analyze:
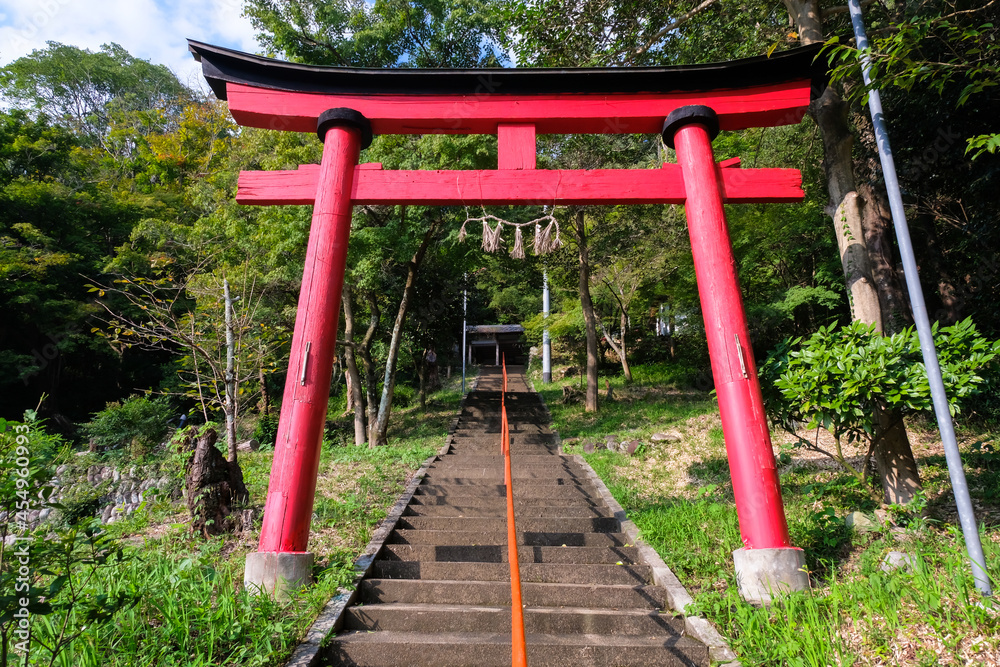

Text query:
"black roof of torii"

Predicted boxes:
[[187, 40, 828, 101]]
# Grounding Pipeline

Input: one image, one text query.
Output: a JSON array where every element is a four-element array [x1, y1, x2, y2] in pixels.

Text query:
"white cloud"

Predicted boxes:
[[0, 0, 260, 95]]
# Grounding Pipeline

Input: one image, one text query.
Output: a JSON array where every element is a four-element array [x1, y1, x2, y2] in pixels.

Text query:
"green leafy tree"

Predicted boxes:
[[761, 318, 1000, 497], [0, 42, 188, 144], [244, 0, 507, 67]]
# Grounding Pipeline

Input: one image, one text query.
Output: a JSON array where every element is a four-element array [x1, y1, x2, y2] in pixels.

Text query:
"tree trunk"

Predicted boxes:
[[873, 406, 922, 505], [619, 308, 632, 382], [598, 318, 632, 383], [223, 279, 238, 464], [667, 302, 676, 359], [855, 110, 912, 333], [785, 0, 923, 505], [417, 351, 428, 410], [258, 366, 270, 417], [371, 220, 440, 446], [911, 212, 962, 324], [574, 210, 600, 412], [342, 284, 367, 446], [858, 179, 911, 334], [360, 290, 380, 445]]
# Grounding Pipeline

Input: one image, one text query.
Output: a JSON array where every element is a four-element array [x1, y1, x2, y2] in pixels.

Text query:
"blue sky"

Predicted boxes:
[[0, 0, 260, 92]]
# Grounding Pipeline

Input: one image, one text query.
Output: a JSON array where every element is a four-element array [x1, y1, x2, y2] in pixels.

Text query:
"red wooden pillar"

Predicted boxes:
[[664, 106, 808, 602], [246, 109, 371, 596]]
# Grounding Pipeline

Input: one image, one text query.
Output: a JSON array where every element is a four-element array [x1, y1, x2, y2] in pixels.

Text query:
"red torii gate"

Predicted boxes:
[[190, 40, 824, 604]]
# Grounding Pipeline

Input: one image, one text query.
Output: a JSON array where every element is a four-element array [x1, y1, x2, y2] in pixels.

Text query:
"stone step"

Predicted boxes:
[[396, 516, 620, 533], [433, 454, 571, 464], [422, 471, 590, 482], [414, 485, 600, 500], [325, 630, 707, 666], [360, 579, 667, 609], [380, 544, 642, 564], [371, 561, 651, 586], [388, 529, 631, 547], [427, 464, 587, 476], [408, 495, 604, 509], [418, 477, 597, 489], [403, 503, 614, 518], [344, 603, 684, 636]]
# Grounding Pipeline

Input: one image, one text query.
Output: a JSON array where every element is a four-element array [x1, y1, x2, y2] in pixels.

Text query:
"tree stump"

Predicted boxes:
[[181, 427, 249, 537], [562, 384, 583, 404]]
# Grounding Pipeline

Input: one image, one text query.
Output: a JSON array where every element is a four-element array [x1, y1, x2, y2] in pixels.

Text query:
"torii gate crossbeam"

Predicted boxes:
[[190, 40, 825, 605]]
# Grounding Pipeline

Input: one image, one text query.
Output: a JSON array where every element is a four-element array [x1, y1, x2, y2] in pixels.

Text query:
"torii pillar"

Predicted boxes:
[[243, 109, 372, 596], [665, 106, 809, 602]]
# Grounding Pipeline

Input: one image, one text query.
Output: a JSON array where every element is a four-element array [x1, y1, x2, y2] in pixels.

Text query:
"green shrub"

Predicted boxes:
[[393, 384, 415, 408], [57, 480, 111, 527], [252, 413, 279, 448], [760, 318, 1000, 480], [83, 395, 173, 459]]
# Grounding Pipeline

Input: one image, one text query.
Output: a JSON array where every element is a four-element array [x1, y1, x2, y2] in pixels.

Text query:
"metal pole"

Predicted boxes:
[[542, 268, 552, 383], [848, 0, 992, 596], [462, 274, 467, 395]]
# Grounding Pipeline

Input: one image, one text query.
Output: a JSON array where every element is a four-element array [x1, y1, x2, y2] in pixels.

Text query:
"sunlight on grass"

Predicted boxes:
[[537, 362, 1000, 666]]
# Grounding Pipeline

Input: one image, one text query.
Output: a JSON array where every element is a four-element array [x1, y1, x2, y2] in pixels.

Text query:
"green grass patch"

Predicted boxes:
[[12, 378, 461, 667], [543, 362, 1000, 665]]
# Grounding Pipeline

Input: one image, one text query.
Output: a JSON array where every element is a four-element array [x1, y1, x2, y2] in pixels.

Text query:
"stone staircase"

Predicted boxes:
[[323, 367, 709, 666]]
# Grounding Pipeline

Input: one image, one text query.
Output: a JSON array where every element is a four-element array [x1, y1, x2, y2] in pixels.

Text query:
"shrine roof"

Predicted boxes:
[[188, 40, 827, 101], [466, 325, 525, 335]]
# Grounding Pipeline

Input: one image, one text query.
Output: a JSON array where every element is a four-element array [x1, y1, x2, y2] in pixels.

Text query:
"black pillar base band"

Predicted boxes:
[[317, 108, 373, 148], [661, 105, 719, 149]]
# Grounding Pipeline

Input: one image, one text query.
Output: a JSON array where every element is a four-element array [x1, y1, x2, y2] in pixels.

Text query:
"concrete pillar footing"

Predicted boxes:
[[733, 547, 810, 605], [245, 551, 314, 601]]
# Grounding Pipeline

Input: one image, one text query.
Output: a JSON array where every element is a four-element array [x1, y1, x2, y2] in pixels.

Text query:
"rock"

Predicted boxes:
[[845, 511, 879, 532], [561, 366, 579, 378], [881, 551, 917, 573], [561, 437, 579, 447], [101, 505, 113, 524], [583, 440, 596, 454], [626, 440, 642, 455], [56, 465, 67, 476], [650, 430, 683, 442], [112, 468, 121, 483], [237, 438, 260, 452]]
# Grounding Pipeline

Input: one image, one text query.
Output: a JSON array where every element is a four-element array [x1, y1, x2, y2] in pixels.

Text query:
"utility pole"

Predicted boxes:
[[542, 269, 552, 383], [849, 0, 992, 596], [462, 273, 467, 394]]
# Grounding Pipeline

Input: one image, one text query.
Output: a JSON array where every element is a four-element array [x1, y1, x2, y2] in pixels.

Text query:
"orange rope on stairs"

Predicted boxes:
[[501, 358, 528, 666]]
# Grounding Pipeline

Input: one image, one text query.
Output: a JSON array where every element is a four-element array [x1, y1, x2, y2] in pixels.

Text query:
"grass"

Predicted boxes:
[[532, 361, 1000, 666], [14, 376, 460, 667]]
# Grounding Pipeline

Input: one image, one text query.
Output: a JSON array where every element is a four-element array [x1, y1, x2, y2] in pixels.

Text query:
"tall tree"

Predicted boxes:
[[782, 0, 922, 505], [0, 42, 188, 145]]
